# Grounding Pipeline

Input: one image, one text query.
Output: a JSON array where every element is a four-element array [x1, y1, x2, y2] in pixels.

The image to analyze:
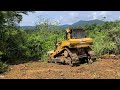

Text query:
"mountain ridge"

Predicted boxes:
[[21, 19, 105, 30]]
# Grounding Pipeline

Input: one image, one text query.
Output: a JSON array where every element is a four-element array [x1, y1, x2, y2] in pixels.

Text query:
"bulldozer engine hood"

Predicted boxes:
[[69, 38, 93, 45]]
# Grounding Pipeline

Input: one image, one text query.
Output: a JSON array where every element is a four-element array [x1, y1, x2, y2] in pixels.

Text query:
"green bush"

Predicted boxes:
[[84, 21, 120, 57], [0, 61, 8, 73], [0, 51, 3, 60], [92, 31, 116, 57]]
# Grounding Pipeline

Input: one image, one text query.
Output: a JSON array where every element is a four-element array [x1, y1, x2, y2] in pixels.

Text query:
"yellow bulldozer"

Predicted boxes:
[[47, 28, 96, 66]]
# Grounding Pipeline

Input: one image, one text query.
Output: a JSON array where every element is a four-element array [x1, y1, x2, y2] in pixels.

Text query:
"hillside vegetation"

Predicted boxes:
[[0, 11, 120, 73]]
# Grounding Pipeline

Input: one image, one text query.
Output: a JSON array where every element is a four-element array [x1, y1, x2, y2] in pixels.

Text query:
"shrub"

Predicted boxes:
[[0, 61, 8, 73]]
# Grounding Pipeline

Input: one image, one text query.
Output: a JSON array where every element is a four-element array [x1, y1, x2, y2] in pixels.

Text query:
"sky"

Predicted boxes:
[[20, 11, 120, 26]]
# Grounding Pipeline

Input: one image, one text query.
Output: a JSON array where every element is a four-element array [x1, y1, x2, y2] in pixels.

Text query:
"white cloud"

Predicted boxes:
[[92, 12, 97, 19], [110, 18, 114, 21], [59, 16, 64, 20], [100, 11, 107, 16], [55, 13, 80, 25], [89, 11, 111, 20], [69, 12, 79, 17], [36, 11, 47, 14], [21, 11, 119, 26]]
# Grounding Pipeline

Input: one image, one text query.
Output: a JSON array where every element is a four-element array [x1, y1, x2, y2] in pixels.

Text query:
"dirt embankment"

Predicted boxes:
[[0, 56, 120, 79]]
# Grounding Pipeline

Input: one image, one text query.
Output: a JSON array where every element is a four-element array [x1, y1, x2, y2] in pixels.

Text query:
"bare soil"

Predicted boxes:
[[0, 56, 120, 79]]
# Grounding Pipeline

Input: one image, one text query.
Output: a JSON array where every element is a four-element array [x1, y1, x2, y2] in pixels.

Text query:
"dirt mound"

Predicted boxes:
[[101, 54, 119, 60], [0, 59, 120, 79]]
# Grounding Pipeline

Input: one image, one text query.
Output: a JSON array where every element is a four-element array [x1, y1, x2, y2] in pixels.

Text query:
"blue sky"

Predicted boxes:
[[20, 11, 120, 26]]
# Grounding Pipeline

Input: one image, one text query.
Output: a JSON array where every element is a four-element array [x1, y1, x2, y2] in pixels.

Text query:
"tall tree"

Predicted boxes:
[[0, 11, 33, 61]]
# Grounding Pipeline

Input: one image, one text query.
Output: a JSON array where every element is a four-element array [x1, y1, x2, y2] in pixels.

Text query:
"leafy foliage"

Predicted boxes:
[[0, 11, 32, 72], [84, 21, 120, 57], [0, 61, 8, 73]]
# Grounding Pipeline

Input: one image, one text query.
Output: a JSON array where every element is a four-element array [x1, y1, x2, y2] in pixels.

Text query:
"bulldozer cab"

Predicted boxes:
[[65, 28, 87, 40]]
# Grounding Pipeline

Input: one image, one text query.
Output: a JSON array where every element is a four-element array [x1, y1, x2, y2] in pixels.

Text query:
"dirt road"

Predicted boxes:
[[0, 58, 120, 79]]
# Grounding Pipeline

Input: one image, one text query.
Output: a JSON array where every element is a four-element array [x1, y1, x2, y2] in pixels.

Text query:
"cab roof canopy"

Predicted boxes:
[[69, 28, 85, 32]]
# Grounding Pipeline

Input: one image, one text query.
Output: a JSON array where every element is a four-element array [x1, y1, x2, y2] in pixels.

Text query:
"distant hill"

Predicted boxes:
[[59, 24, 70, 28], [21, 26, 36, 30], [60, 19, 104, 29], [21, 19, 105, 30], [71, 19, 104, 27]]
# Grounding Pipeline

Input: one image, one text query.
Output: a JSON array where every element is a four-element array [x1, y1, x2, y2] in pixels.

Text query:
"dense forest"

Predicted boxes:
[[0, 11, 120, 73]]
